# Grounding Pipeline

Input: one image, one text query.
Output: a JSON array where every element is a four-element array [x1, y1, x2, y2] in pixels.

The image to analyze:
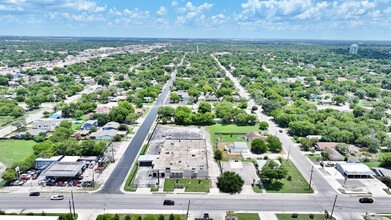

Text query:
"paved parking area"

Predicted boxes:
[[221, 161, 258, 185]]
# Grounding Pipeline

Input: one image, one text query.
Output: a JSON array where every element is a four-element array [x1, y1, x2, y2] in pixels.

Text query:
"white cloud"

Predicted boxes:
[[157, 6, 167, 16], [176, 2, 214, 26], [0, 4, 23, 11], [211, 14, 228, 25], [171, 1, 178, 7], [236, 0, 391, 30]]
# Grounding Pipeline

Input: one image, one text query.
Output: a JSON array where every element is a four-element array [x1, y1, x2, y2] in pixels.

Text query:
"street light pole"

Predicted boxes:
[[287, 145, 291, 161], [330, 195, 338, 219]]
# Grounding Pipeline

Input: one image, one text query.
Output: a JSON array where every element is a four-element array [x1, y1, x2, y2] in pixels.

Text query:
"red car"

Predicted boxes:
[[95, 167, 104, 172], [73, 180, 79, 186], [20, 176, 30, 180]]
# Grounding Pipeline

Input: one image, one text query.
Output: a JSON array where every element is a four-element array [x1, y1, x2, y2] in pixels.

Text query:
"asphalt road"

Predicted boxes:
[[98, 55, 184, 194]]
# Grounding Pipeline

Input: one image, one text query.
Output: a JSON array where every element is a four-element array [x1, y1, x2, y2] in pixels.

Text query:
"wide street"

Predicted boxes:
[[0, 54, 390, 220], [99, 55, 184, 194]]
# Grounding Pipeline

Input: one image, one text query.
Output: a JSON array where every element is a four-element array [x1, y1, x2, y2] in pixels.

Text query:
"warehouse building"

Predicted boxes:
[[152, 139, 208, 179], [336, 162, 375, 178], [41, 162, 85, 178]]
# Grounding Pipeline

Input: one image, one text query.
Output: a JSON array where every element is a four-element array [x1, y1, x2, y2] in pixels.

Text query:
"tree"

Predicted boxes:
[[251, 139, 268, 154], [90, 126, 98, 132], [332, 95, 348, 105], [259, 121, 269, 130], [380, 153, 391, 169], [74, 110, 84, 119], [353, 106, 367, 117], [119, 101, 135, 113], [357, 136, 381, 153], [260, 160, 287, 182], [24, 132, 32, 140], [251, 106, 258, 111], [217, 171, 244, 193], [238, 101, 248, 109], [2, 169, 16, 182], [214, 150, 222, 160], [266, 135, 282, 153], [114, 134, 122, 142], [118, 124, 128, 131], [262, 100, 281, 114], [170, 93, 181, 102], [198, 102, 211, 114], [97, 77, 109, 86]]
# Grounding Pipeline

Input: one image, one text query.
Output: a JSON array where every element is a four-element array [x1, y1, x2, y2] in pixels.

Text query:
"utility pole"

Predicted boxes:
[[186, 200, 191, 220], [330, 195, 338, 219], [309, 165, 314, 190], [92, 170, 95, 188], [287, 145, 291, 161], [111, 144, 115, 162], [71, 190, 76, 218], [68, 199, 73, 220]]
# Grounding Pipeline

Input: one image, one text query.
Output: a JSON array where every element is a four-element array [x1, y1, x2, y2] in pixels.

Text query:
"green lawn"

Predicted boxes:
[[164, 178, 210, 192], [362, 162, 381, 167], [306, 154, 323, 162], [260, 160, 313, 193], [72, 123, 82, 131], [123, 164, 138, 192], [276, 214, 333, 220], [0, 116, 13, 127], [235, 213, 260, 220], [0, 140, 35, 166], [206, 124, 259, 147]]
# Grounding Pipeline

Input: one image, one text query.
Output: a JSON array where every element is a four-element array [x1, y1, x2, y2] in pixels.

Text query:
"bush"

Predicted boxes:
[[309, 214, 315, 219], [291, 213, 298, 218], [162, 117, 167, 124], [251, 139, 268, 154], [259, 121, 269, 130], [0, 210, 5, 215], [125, 215, 131, 220], [287, 176, 292, 181], [118, 124, 129, 131], [214, 150, 223, 160]]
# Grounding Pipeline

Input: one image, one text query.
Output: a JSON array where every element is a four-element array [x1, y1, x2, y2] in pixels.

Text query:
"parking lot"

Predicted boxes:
[[221, 161, 259, 185]]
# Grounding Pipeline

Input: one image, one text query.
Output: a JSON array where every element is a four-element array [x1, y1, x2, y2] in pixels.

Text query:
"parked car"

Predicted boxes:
[[50, 195, 64, 200], [203, 213, 210, 219], [163, 200, 175, 205], [29, 192, 40, 196], [46, 182, 55, 186], [73, 180, 79, 186], [359, 198, 374, 203]]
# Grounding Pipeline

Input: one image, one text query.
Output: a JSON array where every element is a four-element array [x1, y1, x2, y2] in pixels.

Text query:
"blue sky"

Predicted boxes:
[[0, 0, 390, 40]]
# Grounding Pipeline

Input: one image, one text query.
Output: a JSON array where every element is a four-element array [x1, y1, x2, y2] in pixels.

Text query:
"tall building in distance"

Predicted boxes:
[[349, 44, 358, 54]]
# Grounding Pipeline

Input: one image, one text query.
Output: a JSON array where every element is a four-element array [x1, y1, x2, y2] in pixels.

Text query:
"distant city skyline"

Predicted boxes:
[[0, 0, 391, 40]]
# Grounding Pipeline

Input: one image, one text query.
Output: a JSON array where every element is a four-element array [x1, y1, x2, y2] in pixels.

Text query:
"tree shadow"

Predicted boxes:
[[262, 179, 284, 191]]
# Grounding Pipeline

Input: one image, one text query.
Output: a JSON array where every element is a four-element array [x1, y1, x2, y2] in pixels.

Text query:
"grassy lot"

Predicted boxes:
[[3, 213, 77, 219], [218, 142, 244, 160], [0, 140, 35, 166], [260, 160, 313, 193], [276, 214, 333, 220], [164, 179, 210, 192], [0, 115, 13, 127], [97, 214, 186, 220], [206, 124, 259, 147], [235, 213, 260, 220], [306, 154, 323, 162], [72, 123, 82, 131], [362, 162, 381, 167], [123, 164, 138, 192]]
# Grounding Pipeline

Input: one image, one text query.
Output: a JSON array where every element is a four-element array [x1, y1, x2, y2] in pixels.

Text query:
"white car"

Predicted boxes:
[[50, 195, 64, 200]]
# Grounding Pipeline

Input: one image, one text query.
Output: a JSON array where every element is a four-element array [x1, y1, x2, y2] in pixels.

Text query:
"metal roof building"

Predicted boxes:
[[41, 162, 85, 177], [336, 162, 375, 178]]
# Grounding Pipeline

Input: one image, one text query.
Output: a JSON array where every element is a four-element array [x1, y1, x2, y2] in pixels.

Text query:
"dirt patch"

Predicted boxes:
[[218, 142, 242, 160]]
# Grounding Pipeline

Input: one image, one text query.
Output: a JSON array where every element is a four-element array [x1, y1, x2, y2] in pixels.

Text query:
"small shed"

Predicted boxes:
[[229, 142, 249, 154]]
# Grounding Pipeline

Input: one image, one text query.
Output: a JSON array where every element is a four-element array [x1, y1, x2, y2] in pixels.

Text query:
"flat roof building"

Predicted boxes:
[[229, 142, 249, 154], [152, 139, 208, 179], [336, 162, 375, 178], [34, 155, 63, 169], [41, 162, 85, 177], [60, 156, 81, 163]]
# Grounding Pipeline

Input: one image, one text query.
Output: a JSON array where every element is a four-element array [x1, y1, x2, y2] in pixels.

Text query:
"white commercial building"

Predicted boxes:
[[336, 162, 375, 178]]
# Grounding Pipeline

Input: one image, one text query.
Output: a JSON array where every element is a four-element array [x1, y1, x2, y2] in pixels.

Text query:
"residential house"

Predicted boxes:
[[32, 120, 63, 131], [102, 122, 120, 130], [81, 120, 98, 130], [316, 142, 338, 150], [96, 107, 111, 114], [323, 147, 344, 161], [135, 108, 144, 116], [144, 97, 152, 102], [90, 130, 117, 140], [246, 132, 266, 141]]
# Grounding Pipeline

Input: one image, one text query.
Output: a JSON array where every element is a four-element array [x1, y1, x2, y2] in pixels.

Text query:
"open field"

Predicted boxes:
[[362, 162, 381, 167], [257, 160, 313, 193], [206, 124, 259, 147], [164, 178, 210, 192], [0, 140, 35, 166], [306, 154, 322, 162]]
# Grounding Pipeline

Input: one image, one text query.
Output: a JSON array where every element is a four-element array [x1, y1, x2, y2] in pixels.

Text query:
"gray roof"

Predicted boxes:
[[41, 162, 85, 177], [103, 121, 120, 129], [84, 120, 98, 125], [32, 120, 62, 128], [90, 130, 117, 137]]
